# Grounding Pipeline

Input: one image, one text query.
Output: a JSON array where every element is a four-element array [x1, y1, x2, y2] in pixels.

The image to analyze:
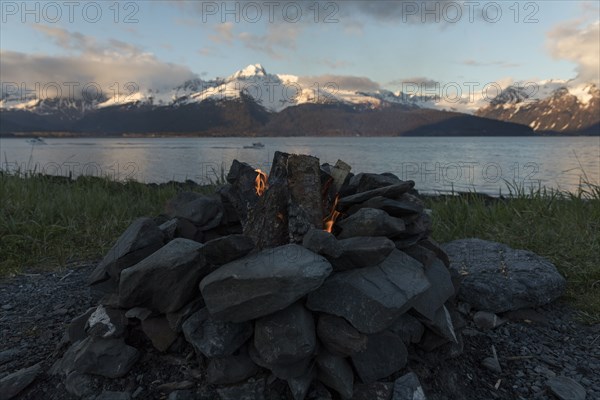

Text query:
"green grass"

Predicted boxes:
[[1, 171, 598, 323], [425, 179, 600, 324], [0, 172, 214, 276]]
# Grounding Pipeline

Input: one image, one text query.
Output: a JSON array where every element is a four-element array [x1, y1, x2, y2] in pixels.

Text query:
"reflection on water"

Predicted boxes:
[[1, 136, 598, 195]]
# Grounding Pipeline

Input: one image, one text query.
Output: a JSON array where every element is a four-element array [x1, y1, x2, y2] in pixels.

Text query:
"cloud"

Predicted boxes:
[[547, 19, 600, 84], [462, 60, 521, 68], [2, 27, 197, 98], [239, 24, 301, 59], [209, 22, 235, 44], [388, 76, 439, 88], [298, 74, 380, 92]]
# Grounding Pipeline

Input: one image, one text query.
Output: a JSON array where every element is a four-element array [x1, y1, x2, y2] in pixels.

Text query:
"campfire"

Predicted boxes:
[[53, 152, 459, 400]]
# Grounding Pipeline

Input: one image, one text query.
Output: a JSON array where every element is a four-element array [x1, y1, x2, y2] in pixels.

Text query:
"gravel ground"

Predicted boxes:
[[1, 263, 599, 400]]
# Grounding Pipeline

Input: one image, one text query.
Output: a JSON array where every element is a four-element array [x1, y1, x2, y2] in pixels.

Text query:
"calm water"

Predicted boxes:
[[1, 137, 598, 195]]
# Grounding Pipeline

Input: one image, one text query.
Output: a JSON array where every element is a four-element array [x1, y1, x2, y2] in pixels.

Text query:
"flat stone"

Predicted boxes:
[[338, 182, 415, 208], [89, 217, 164, 285], [206, 348, 259, 385], [157, 381, 195, 393], [0, 363, 41, 400], [442, 239, 566, 313], [165, 192, 224, 231], [419, 238, 450, 268], [388, 314, 425, 345], [302, 229, 343, 258], [67, 307, 95, 343], [349, 173, 401, 193], [254, 302, 316, 365], [546, 376, 587, 400], [336, 208, 405, 239], [473, 311, 506, 330], [419, 305, 457, 344], [182, 308, 252, 358], [159, 218, 178, 241], [411, 259, 455, 320], [85, 305, 127, 339], [56, 337, 138, 378], [352, 332, 407, 383], [317, 350, 354, 399], [351, 382, 393, 400], [317, 314, 367, 356], [330, 237, 396, 271], [347, 196, 423, 218], [65, 372, 96, 398], [248, 343, 313, 380], [166, 298, 204, 333], [201, 234, 255, 265], [95, 391, 132, 400], [141, 316, 179, 352], [125, 307, 154, 321], [200, 244, 332, 322], [216, 379, 266, 400], [307, 250, 430, 333], [119, 238, 208, 314], [392, 372, 426, 400]]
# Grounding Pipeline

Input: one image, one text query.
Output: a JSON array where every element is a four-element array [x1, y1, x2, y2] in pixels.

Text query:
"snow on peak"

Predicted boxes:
[[231, 64, 267, 79]]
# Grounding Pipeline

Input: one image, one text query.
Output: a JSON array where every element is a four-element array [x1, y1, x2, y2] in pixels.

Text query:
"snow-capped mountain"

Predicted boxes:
[[477, 82, 600, 134]]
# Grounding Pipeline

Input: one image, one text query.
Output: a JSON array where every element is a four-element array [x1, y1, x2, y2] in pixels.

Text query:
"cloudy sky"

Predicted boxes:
[[1, 0, 599, 97]]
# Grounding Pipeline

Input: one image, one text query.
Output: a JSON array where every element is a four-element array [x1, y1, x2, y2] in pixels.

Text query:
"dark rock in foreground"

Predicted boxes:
[[200, 244, 332, 322]]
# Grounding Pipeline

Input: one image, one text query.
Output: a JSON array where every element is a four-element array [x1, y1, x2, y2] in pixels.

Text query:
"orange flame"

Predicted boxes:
[[323, 195, 341, 233], [255, 169, 268, 196]]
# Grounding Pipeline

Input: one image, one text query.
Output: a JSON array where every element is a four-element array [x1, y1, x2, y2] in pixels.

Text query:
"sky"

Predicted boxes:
[[1, 0, 599, 101]]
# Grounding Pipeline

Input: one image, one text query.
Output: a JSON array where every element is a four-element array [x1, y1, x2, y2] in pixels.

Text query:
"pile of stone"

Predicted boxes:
[[50, 152, 465, 399]]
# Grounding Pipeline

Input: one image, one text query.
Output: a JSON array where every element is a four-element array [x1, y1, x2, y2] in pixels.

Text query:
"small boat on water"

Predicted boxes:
[[26, 137, 47, 145], [243, 142, 265, 149]]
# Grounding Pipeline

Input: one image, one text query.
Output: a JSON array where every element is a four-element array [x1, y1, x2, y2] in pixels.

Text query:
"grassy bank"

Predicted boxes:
[[1, 173, 598, 323]]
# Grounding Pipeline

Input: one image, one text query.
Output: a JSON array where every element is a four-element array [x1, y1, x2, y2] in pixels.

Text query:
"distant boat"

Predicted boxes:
[[243, 142, 265, 149], [26, 137, 47, 145]]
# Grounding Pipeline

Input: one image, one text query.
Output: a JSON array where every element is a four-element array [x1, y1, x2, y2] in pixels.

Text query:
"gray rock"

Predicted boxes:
[[419, 238, 450, 268], [317, 314, 367, 356], [388, 314, 425, 345], [119, 238, 208, 313], [411, 259, 455, 320], [338, 182, 415, 208], [167, 391, 196, 400], [159, 218, 178, 241], [216, 379, 266, 400], [165, 192, 224, 231], [302, 229, 343, 258], [67, 307, 95, 343], [95, 391, 132, 400], [287, 365, 316, 400], [0, 363, 41, 400], [254, 302, 316, 365], [317, 350, 354, 399], [442, 238, 566, 312], [392, 372, 426, 400], [352, 332, 408, 383], [307, 250, 430, 333], [330, 237, 396, 271], [473, 311, 506, 330], [336, 208, 405, 239], [248, 342, 313, 380], [89, 217, 164, 285], [125, 307, 154, 321], [56, 336, 139, 378], [141, 316, 179, 352], [546, 376, 587, 400], [0, 348, 22, 367], [85, 305, 127, 339], [419, 305, 457, 344], [481, 357, 502, 373], [206, 348, 259, 385], [347, 196, 423, 218], [200, 244, 332, 322], [157, 381, 195, 393], [201, 234, 255, 265], [349, 173, 401, 193], [166, 298, 204, 333], [64, 372, 96, 398], [351, 382, 394, 400], [182, 308, 252, 358]]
